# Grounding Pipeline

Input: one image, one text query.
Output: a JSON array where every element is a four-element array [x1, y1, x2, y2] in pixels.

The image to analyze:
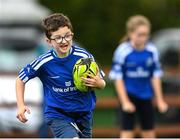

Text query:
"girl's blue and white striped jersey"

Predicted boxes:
[[19, 45, 105, 120], [109, 41, 163, 99]]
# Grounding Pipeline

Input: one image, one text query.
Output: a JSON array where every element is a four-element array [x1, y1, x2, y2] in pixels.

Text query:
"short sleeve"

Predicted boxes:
[[18, 59, 40, 83], [152, 48, 163, 77], [18, 65, 38, 83], [109, 47, 123, 80]]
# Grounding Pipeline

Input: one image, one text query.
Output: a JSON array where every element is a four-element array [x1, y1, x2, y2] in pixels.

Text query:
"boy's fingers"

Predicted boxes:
[[84, 79, 95, 85], [16, 115, 20, 120], [88, 74, 101, 80], [17, 115, 23, 122], [25, 107, 31, 114], [21, 117, 28, 123], [84, 83, 94, 87], [81, 77, 92, 82], [20, 113, 27, 122], [16, 107, 30, 123], [97, 71, 100, 76], [17, 114, 26, 123], [87, 74, 94, 78], [81, 77, 86, 81], [87, 74, 100, 79]]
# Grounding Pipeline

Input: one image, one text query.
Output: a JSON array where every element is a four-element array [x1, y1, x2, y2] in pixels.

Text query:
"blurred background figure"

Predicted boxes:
[[0, 0, 51, 137], [152, 29, 180, 93], [109, 15, 168, 138]]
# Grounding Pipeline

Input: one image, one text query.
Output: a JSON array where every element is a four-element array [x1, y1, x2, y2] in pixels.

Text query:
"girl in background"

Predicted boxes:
[[109, 15, 168, 138]]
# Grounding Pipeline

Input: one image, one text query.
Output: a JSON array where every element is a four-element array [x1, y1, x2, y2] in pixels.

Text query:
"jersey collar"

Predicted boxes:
[[51, 46, 74, 61], [52, 46, 73, 58]]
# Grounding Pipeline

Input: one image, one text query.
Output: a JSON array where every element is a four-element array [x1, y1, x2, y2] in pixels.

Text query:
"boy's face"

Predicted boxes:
[[47, 26, 73, 56]]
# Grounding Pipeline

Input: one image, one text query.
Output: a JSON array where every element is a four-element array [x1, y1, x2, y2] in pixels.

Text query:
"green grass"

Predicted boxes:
[[93, 81, 117, 127], [95, 80, 116, 98], [93, 109, 117, 127]]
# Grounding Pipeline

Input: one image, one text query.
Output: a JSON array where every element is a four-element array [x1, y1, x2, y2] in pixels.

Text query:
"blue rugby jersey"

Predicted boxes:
[[109, 41, 163, 99], [18, 45, 105, 121]]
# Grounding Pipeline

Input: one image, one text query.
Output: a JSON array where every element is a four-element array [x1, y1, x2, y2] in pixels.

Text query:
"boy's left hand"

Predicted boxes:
[[81, 73, 105, 89]]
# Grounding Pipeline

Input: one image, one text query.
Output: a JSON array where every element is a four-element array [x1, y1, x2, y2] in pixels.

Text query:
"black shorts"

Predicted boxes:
[[120, 94, 154, 130]]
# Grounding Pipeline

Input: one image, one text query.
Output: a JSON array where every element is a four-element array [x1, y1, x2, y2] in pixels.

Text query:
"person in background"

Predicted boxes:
[[109, 15, 168, 138]]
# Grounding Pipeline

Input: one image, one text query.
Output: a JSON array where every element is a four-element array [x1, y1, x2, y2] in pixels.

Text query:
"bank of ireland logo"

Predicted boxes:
[[65, 81, 71, 87]]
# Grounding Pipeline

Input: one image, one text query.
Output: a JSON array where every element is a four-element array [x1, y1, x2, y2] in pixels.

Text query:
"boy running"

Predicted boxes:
[[16, 13, 106, 138]]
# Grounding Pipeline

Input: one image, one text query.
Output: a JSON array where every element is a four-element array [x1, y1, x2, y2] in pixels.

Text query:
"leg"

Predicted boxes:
[[46, 118, 79, 138], [120, 131, 135, 138], [141, 130, 155, 138], [38, 120, 50, 137], [120, 107, 136, 138], [137, 99, 155, 138], [77, 118, 93, 138]]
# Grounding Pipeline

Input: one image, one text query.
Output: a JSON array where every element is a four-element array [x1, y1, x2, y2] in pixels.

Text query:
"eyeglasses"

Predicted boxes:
[[50, 33, 73, 44]]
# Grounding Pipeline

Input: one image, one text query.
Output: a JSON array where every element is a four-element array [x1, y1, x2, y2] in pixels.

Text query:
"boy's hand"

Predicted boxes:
[[81, 73, 105, 89], [157, 99, 168, 113], [17, 105, 31, 123]]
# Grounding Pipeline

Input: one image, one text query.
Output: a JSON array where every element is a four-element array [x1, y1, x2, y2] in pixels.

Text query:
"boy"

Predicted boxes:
[[16, 13, 106, 138]]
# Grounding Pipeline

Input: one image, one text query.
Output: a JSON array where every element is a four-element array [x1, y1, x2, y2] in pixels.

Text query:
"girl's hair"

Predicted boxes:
[[120, 15, 151, 43]]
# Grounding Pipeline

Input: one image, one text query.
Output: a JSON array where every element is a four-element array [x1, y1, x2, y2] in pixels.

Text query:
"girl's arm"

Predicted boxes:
[[151, 77, 168, 113], [115, 79, 135, 113]]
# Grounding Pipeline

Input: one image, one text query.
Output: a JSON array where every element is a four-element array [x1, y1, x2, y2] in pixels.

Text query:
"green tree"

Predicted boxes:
[[39, 0, 180, 65]]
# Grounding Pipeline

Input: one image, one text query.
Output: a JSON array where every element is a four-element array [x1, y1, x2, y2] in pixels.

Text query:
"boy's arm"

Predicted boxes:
[[16, 77, 30, 123], [97, 78, 106, 89], [151, 77, 168, 113]]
